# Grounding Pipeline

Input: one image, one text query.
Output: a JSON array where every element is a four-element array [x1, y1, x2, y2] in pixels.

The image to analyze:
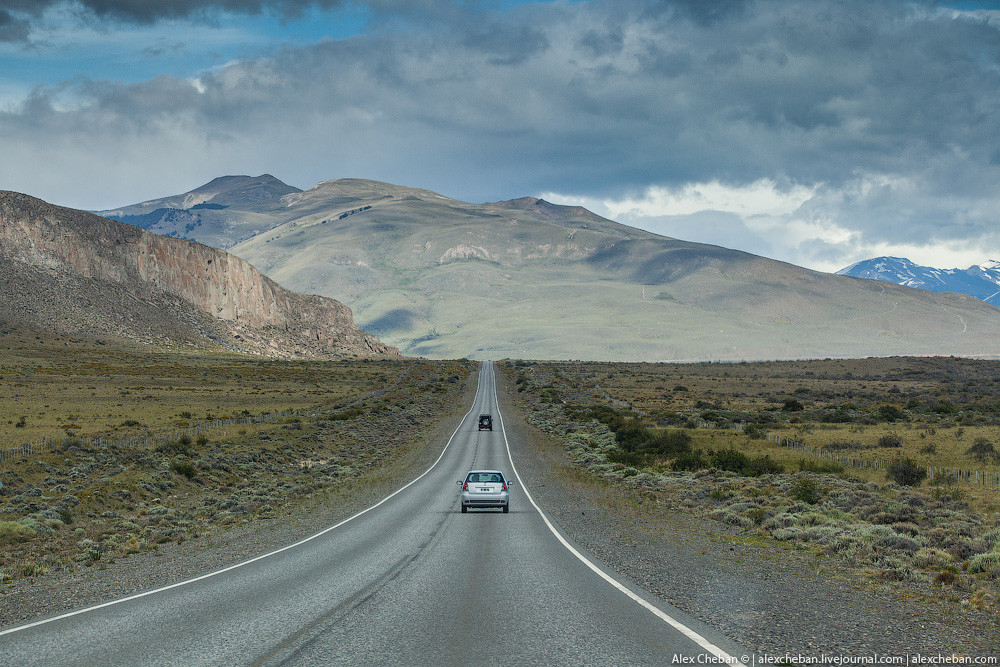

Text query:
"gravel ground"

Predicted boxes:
[[497, 373, 1000, 660]]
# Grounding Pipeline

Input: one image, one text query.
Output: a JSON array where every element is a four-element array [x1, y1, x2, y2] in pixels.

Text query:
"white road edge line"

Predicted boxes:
[[0, 367, 485, 638], [491, 362, 748, 667]]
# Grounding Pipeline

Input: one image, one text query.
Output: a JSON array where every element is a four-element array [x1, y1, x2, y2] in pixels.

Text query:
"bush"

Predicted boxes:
[[709, 449, 784, 476], [782, 399, 804, 412], [575, 405, 692, 457], [671, 450, 708, 472], [157, 435, 194, 456], [968, 551, 1000, 574], [966, 438, 999, 463], [877, 405, 906, 422], [878, 434, 902, 448], [330, 407, 365, 420], [170, 460, 197, 479], [887, 458, 927, 487], [792, 477, 822, 504], [0, 521, 36, 544], [606, 449, 647, 468]]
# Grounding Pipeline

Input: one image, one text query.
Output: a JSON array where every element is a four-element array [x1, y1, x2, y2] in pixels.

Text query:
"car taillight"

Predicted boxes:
[[462, 482, 468, 490], [502, 482, 508, 491]]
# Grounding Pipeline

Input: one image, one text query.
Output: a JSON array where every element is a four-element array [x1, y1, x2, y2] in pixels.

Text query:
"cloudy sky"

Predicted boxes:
[[1, 0, 998, 272]]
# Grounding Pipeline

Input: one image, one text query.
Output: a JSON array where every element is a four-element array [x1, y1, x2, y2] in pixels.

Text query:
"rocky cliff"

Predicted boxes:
[[0, 191, 398, 358]]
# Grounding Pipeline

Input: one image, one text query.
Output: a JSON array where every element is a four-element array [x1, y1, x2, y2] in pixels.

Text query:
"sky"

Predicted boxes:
[[1, 0, 999, 273]]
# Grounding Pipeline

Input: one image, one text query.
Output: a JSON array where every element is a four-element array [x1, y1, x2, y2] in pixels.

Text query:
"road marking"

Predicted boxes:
[[489, 362, 748, 667], [0, 368, 485, 638]]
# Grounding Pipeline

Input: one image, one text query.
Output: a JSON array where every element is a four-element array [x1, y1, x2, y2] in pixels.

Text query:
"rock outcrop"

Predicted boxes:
[[0, 191, 398, 358]]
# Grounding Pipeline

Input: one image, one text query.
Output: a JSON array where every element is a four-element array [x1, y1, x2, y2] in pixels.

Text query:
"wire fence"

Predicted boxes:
[[765, 432, 1000, 490], [0, 365, 414, 467]]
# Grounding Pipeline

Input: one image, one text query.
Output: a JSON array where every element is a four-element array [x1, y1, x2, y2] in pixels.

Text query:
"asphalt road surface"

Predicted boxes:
[[0, 363, 750, 666]]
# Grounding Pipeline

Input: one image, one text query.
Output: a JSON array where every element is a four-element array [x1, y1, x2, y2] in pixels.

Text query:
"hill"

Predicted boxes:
[[104, 177, 1000, 361], [96, 174, 302, 250], [837, 257, 1000, 306], [0, 191, 397, 358]]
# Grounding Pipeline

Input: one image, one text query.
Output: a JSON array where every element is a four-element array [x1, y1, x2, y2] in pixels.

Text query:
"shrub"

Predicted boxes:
[[710, 449, 784, 476], [170, 460, 197, 479], [887, 458, 926, 486], [966, 438, 999, 463], [877, 405, 905, 422], [933, 570, 959, 587], [0, 521, 36, 544], [878, 434, 902, 448], [671, 450, 707, 472], [20, 561, 48, 578], [968, 551, 1000, 574], [157, 435, 194, 456], [743, 423, 767, 440], [792, 477, 822, 504], [330, 407, 365, 420], [606, 449, 647, 468], [984, 527, 1000, 550], [782, 399, 804, 412]]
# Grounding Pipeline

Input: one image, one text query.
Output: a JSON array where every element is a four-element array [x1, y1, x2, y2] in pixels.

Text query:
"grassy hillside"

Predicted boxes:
[[225, 179, 1000, 361]]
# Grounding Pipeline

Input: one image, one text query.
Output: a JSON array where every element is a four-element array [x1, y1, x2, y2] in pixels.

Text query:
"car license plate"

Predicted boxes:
[[480, 487, 490, 492]]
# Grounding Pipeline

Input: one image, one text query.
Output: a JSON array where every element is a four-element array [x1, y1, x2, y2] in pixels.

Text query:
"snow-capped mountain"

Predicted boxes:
[[837, 257, 1000, 305]]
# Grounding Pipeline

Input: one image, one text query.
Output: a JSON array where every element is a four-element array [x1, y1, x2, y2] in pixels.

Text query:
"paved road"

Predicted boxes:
[[0, 363, 750, 665]]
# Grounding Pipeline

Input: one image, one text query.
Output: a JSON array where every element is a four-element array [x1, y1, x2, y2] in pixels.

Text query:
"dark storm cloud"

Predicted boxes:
[[0, 9, 29, 42], [0, 0, 504, 38], [2, 0, 999, 260], [0, 0, 342, 24]]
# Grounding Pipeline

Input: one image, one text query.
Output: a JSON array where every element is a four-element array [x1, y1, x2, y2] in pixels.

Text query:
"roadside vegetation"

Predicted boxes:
[[0, 334, 471, 585], [503, 358, 1000, 612]]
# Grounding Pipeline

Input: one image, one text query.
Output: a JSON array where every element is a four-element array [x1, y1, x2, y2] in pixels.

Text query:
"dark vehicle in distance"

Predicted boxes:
[[478, 414, 493, 431]]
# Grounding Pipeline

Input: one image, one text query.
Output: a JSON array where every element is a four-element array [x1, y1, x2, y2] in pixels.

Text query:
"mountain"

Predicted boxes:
[[837, 257, 1000, 305], [96, 175, 303, 250], [0, 191, 397, 358], [103, 177, 1000, 361]]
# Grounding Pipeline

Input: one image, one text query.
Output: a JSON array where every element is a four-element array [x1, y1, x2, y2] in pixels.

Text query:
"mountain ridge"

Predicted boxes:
[[837, 256, 1000, 305], [1, 190, 397, 358], [99, 176, 1000, 361]]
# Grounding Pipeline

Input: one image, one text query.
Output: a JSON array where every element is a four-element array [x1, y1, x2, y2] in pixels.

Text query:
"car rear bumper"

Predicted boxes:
[[460, 493, 509, 507]]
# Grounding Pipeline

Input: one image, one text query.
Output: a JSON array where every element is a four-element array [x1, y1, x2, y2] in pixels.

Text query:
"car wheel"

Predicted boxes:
[[461, 505, 467, 513], [502, 504, 509, 513]]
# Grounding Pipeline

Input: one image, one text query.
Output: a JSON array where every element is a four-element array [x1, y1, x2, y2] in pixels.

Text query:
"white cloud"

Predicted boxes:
[[543, 174, 1000, 274], [594, 179, 816, 220]]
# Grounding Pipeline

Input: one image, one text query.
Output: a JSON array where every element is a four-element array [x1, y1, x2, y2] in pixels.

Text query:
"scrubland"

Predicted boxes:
[[502, 357, 1000, 613], [0, 332, 471, 585]]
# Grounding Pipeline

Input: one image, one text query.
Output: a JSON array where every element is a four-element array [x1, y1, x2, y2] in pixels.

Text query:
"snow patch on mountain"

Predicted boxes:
[[837, 257, 1000, 305]]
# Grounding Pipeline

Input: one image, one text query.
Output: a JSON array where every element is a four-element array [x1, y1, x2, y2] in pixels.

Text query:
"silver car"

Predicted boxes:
[[457, 470, 513, 513]]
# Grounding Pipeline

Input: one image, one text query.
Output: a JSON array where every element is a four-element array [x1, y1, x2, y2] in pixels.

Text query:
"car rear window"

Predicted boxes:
[[467, 473, 503, 483]]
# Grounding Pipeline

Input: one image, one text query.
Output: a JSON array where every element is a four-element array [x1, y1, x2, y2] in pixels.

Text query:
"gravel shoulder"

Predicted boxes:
[[497, 371, 1000, 658], [0, 365, 479, 630]]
